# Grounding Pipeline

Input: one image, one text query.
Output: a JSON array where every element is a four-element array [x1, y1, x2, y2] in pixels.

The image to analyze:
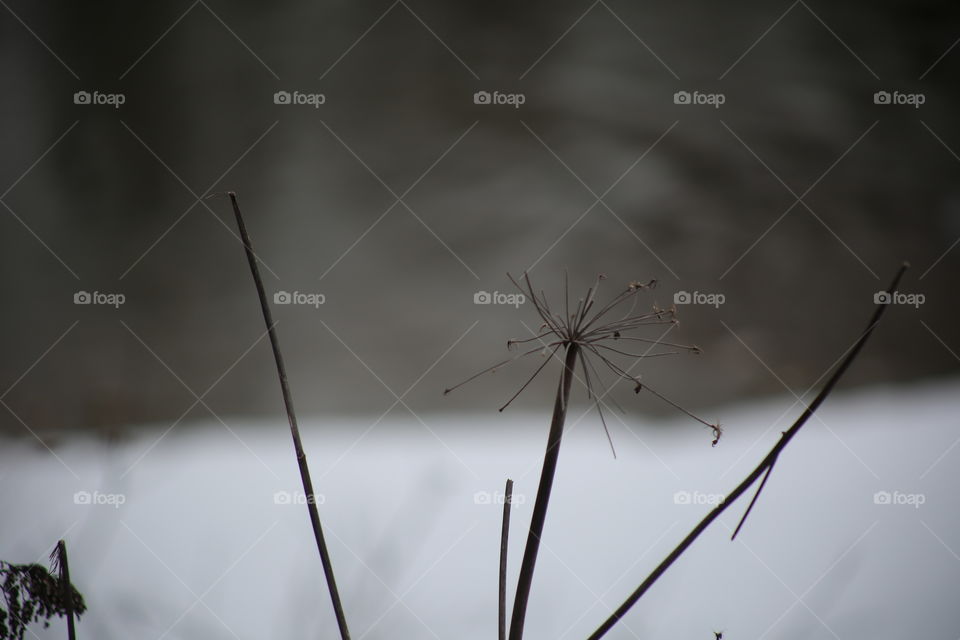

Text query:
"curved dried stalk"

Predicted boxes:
[[228, 193, 351, 640], [586, 263, 908, 639]]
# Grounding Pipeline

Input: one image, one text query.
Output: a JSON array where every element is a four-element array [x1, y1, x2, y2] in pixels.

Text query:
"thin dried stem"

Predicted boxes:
[[508, 344, 579, 640], [588, 335, 701, 352], [499, 479, 514, 640], [589, 343, 680, 359], [581, 349, 626, 415], [585, 262, 908, 640], [579, 351, 616, 457], [507, 332, 557, 348], [445, 343, 562, 396], [730, 460, 776, 540], [53, 540, 76, 640], [500, 345, 562, 412], [579, 280, 654, 334], [635, 381, 720, 435], [229, 192, 351, 640]]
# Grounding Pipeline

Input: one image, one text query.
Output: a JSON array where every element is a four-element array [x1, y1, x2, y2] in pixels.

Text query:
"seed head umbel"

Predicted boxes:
[[446, 272, 721, 452]]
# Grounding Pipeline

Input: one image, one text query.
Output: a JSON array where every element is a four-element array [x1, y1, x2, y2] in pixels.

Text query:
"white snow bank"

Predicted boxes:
[[1, 379, 959, 639]]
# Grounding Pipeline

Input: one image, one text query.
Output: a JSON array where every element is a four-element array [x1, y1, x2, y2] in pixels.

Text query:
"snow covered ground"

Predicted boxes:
[[2, 379, 959, 639]]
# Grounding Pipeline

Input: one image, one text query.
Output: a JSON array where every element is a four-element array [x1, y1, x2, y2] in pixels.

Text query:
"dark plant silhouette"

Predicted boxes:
[[0, 541, 85, 640], [447, 265, 906, 640], [217, 194, 907, 640], [498, 478, 514, 640], [586, 263, 908, 639], [446, 272, 715, 640], [228, 192, 351, 640]]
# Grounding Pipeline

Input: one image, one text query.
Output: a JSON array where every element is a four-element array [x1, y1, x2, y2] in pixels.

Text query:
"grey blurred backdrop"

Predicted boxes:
[[1, 1, 957, 435]]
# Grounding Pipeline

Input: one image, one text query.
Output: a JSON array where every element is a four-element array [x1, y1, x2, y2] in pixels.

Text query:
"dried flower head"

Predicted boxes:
[[446, 272, 721, 452]]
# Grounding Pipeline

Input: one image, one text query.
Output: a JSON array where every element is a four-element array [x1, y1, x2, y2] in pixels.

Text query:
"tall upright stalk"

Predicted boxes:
[[508, 344, 579, 640], [55, 540, 76, 640], [447, 274, 708, 640], [499, 478, 514, 640], [228, 192, 351, 640]]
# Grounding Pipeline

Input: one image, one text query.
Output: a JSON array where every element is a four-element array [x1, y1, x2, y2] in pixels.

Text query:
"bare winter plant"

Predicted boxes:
[[221, 191, 905, 640], [448, 264, 906, 640], [0, 540, 85, 640], [445, 272, 718, 640]]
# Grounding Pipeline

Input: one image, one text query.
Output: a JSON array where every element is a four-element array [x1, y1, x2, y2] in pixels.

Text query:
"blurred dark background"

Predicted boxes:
[[1, 1, 957, 436]]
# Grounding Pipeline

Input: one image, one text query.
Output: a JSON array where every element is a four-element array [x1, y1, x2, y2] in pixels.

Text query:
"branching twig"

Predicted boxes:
[[730, 456, 776, 540], [586, 262, 908, 640], [499, 478, 514, 640], [228, 192, 351, 640]]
